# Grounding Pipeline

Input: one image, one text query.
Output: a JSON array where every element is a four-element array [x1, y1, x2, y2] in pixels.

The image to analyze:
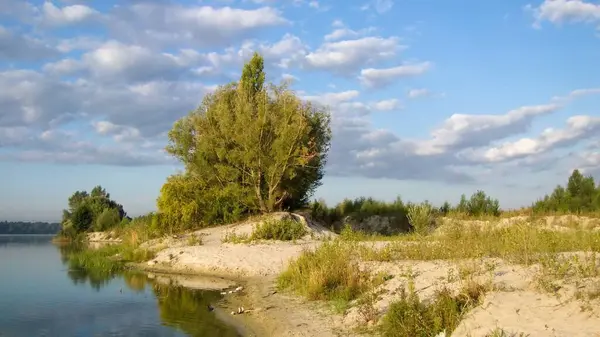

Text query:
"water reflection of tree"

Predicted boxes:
[[55, 242, 117, 291], [152, 283, 241, 337], [55, 243, 242, 336]]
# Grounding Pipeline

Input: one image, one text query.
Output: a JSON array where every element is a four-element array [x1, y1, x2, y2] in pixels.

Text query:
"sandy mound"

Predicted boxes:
[[144, 212, 333, 278]]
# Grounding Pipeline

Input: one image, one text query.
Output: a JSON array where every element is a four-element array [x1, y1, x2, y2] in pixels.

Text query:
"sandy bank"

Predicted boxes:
[[130, 214, 600, 337]]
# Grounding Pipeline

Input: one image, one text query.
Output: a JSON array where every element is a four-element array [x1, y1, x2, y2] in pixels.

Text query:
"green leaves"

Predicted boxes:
[[534, 169, 600, 214], [160, 52, 331, 227], [59, 185, 127, 238]]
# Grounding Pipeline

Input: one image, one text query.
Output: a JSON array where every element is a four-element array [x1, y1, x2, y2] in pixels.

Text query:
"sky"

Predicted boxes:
[[1, 0, 600, 222]]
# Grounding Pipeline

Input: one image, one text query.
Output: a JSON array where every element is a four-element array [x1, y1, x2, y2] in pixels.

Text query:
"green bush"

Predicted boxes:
[[251, 218, 307, 241], [406, 202, 436, 235], [94, 208, 121, 231], [380, 281, 487, 337]]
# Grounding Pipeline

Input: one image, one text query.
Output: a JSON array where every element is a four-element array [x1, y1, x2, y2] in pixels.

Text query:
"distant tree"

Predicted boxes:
[[58, 186, 127, 238], [0, 221, 61, 234], [467, 190, 500, 216], [456, 194, 468, 213], [160, 52, 331, 227], [533, 169, 599, 213]]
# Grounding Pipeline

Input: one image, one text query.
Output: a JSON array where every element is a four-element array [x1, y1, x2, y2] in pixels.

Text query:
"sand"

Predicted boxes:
[[129, 213, 600, 337]]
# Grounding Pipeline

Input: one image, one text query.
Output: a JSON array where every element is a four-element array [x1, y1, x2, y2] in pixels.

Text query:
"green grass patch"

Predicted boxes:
[[277, 240, 371, 307], [379, 280, 488, 337], [223, 218, 308, 243]]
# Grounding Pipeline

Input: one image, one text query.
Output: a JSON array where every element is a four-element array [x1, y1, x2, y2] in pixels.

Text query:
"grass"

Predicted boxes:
[[222, 218, 307, 243], [186, 234, 203, 246], [485, 328, 530, 337], [379, 279, 489, 337], [355, 221, 600, 265], [277, 240, 371, 309]]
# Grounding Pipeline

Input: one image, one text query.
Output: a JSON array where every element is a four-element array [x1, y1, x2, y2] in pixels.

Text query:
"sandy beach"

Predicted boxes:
[[91, 213, 600, 337]]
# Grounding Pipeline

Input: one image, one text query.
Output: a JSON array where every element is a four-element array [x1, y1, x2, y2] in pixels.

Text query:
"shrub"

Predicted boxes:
[[277, 241, 370, 304], [379, 281, 487, 337], [94, 208, 121, 231], [407, 201, 436, 235], [250, 218, 307, 241]]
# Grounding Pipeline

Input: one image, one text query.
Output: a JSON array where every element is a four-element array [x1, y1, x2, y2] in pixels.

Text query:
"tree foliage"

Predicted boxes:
[[533, 169, 600, 213], [59, 185, 127, 238], [159, 52, 331, 228]]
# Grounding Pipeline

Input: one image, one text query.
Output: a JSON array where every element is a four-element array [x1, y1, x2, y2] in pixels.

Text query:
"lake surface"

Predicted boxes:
[[0, 235, 244, 337]]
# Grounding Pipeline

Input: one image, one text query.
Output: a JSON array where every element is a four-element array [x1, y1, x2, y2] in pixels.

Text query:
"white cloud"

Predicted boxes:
[[305, 36, 402, 74], [323, 22, 376, 41], [359, 62, 432, 88], [109, 3, 288, 48], [93, 121, 142, 143], [528, 0, 600, 27], [408, 88, 431, 98], [41, 1, 101, 26], [371, 99, 402, 111], [472, 115, 600, 163], [417, 103, 560, 155], [360, 0, 394, 14]]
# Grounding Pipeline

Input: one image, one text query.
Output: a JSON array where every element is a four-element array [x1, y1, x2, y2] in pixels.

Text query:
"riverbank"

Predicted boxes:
[[131, 212, 350, 337], [92, 213, 600, 337]]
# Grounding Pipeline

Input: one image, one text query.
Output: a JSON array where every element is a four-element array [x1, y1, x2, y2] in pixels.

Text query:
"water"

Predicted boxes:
[[0, 235, 244, 337]]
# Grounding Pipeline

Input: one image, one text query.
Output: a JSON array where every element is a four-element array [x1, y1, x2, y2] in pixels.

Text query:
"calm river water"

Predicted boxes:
[[0, 235, 243, 337]]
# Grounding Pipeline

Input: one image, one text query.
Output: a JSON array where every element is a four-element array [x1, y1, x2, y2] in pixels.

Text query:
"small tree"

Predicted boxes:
[[161, 52, 331, 226], [59, 186, 126, 237]]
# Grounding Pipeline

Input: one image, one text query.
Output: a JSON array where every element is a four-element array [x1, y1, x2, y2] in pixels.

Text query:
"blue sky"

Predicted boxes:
[[2, 0, 600, 222]]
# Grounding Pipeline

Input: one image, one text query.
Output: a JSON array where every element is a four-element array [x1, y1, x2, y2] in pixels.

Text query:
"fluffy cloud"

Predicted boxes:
[[408, 88, 431, 98], [371, 99, 402, 111], [416, 104, 560, 155], [471, 115, 600, 163], [305, 36, 403, 74], [324, 21, 377, 41], [108, 3, 288, 48], [41, 1, 102, 26], [359, 62, 432, 88], [528, 0, 600, 27]]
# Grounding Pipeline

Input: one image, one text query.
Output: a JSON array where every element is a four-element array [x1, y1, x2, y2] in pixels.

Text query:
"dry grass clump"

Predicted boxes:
[[365, 221, 600, 265]]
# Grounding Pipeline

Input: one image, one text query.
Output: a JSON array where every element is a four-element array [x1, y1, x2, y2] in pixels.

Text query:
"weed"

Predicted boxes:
[[277, 241, 371, 307], [379, 280, 488, 337], [222, 218, 307, 243], [186, 235, 203, 246], [250, 218, 307, 241], [221, 231, 250, 244], [407, 202, 437, 235], [485, 327, 530, 337]]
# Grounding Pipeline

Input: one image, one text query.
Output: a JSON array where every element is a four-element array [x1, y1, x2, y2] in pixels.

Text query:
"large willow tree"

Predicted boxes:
[[159, 53, 331, 227]]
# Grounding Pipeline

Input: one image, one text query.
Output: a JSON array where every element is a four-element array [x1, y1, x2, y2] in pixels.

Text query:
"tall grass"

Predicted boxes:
[[364, 221, 600, 265], [379, 280, 488, 337], [277, 240, 371, 306]]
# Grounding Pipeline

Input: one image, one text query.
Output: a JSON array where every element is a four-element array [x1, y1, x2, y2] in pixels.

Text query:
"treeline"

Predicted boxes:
[[0, 221, 61, 234], [56, 52, 600, 240], [532, 169, 600, 213]]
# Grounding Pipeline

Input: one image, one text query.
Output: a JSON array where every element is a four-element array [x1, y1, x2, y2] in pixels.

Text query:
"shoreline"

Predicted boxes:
[[131, 261, 350, 337]]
